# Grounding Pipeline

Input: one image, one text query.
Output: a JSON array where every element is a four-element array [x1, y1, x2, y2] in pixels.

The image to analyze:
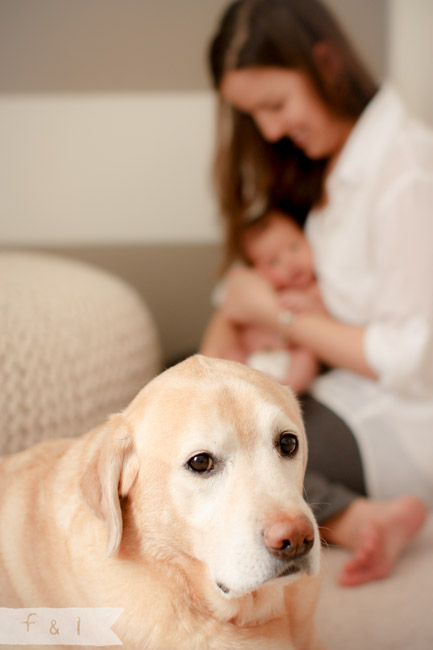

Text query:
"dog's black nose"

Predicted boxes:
[[263, 515, 315, 559]]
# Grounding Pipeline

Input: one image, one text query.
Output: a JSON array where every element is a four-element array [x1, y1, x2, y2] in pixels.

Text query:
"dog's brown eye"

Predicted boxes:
[[188, 453, 214, 473], [279, 433, 298, 457]]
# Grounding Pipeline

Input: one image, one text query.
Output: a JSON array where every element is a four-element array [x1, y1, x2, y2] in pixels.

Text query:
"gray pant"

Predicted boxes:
[[301, 394, 367, 524]]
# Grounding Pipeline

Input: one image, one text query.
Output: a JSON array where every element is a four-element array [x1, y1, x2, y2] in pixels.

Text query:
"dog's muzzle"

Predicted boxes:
[[263, 515, 315, 561], [215, 514, 317, 597]]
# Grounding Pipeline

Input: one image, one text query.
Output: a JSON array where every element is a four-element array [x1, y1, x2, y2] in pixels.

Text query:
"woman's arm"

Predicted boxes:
[[200, 309, 244, 359], [277, 286, 376, 377], [220, 265, 280, 325], [283, 312, 377, 379], [283, 175, 433, 385], [219, 265, 376, 378], [221, 280, 376, 379]]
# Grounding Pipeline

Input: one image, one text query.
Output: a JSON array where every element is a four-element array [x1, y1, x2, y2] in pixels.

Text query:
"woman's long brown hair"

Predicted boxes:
[[209, 0, 378, 268]]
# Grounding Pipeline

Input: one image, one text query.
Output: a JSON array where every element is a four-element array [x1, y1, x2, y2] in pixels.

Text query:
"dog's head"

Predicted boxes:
[[79, 355, 320, 602]]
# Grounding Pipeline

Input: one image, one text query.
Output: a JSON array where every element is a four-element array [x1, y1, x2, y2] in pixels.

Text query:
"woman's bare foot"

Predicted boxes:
[[321, 496, 427, 587]]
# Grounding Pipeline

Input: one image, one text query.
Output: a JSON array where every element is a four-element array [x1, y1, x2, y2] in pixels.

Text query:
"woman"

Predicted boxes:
[[200, 0, 432, 586]]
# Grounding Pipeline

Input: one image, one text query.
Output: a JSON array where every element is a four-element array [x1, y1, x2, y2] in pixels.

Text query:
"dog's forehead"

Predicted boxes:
[[128, 356, 304, 449], [202, 375, 301, 433]]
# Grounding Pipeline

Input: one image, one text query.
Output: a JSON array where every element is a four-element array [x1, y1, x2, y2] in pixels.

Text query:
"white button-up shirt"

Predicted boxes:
[[306, 85, 433, 505]]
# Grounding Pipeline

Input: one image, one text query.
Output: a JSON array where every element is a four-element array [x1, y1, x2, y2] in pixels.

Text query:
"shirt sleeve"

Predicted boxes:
[[364, 171, 433, 395]]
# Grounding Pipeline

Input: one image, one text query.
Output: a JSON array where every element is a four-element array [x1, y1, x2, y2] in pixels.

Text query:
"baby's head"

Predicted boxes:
[[241, 211, 315, 291]]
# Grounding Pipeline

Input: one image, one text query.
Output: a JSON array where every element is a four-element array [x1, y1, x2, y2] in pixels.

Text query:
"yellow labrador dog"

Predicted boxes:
[[0, 355, 325, 650]]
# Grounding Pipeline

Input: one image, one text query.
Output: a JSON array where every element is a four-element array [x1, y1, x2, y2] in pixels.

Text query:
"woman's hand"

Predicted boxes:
[[221, 265, 280, 330], [278, 283, 328, 315]]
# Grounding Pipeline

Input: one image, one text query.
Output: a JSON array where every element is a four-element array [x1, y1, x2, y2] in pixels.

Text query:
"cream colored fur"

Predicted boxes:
[[0, 355, 325, 650]]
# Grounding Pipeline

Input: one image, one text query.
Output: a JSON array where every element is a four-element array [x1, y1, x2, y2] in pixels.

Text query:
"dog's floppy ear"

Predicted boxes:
[[79, 413, 138, 557]]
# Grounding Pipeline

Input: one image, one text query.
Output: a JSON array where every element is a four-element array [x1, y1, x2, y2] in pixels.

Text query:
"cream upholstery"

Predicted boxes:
[[317, 515, 433, 649]]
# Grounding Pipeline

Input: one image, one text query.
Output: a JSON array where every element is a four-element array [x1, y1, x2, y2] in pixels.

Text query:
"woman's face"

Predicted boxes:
[[220, 66, 353, 160]]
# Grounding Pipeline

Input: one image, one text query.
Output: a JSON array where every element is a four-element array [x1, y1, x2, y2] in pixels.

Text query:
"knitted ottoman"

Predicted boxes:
[[0, 251, 161, 454]]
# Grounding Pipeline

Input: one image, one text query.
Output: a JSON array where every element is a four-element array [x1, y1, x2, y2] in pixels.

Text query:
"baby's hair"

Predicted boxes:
[[240, 210, 297, 264]]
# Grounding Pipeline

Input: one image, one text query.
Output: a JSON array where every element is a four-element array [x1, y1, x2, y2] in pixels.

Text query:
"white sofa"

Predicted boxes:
[[317, 515, 433, 649]]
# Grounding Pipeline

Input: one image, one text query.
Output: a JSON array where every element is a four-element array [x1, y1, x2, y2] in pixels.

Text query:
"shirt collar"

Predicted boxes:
[[327, 84, 407, 190]]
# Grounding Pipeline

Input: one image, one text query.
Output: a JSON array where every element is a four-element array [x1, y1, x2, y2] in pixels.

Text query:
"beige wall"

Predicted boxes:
[[0, 0, 387, 248], [0, 0, 228, 92], [388, 0, 433, 125], [0, 0, 385, 93], [0, 93, 219, 245], [4, 0, 432, 361]]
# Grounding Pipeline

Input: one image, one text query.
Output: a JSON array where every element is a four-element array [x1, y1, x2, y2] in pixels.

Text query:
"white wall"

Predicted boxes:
[[0, 92, 220, 245], [387, 0, 433, 125]]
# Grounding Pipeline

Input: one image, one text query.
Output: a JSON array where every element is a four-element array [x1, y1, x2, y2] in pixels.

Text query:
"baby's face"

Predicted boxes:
[[245, 214, 315, 291]]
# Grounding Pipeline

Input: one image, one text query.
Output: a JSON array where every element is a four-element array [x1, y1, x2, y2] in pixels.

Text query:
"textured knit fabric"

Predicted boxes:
[[0, 252, 161, 454]]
